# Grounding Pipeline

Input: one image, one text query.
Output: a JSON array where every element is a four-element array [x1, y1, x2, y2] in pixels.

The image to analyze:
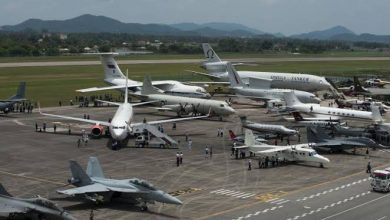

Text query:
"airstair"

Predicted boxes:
[[133, 123, 178, 148]]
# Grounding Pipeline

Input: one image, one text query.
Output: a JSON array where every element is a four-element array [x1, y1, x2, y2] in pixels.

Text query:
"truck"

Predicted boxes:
[[370, 168, 390, 192], [135, 135, 167, 148]]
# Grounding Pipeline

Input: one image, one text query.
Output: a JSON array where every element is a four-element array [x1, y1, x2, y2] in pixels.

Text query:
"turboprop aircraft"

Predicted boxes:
[[188, 43, 332, 92], [129, 74, 236, 119], [284, 91, 383, 121], [0, 184, 76, 220], [0, 82, 26, 113], [77, 53, 210, 98], [235, 129, 330, 167], [225, 62, 321, 105], [58, 157, 182, 211], [40, 73, 209, 149]]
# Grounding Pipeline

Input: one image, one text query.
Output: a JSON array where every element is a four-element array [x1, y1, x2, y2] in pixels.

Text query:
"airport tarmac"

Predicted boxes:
[[0, 101, 390, 220], [2, 56, 390, 67]]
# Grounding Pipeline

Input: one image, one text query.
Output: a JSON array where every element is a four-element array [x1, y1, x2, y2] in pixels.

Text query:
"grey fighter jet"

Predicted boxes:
[[0, 184, 76, 220], [307, 126, 382, 151], [57, 157, 182, 211], [0, 82, 26, 113]]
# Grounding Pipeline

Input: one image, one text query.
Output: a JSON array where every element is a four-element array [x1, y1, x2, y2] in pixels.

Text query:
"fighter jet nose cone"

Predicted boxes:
[[160, 192, 183, 205]]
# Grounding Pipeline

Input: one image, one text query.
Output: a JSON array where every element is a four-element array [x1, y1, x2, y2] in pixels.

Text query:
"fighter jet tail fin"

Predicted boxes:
[[244, 129, 256, 146], [141, 74, 160, 95], [284, 91, 302, 107], [353, 76, 370, 94], [69, 160, 92, 186], [86, 157, 105, 178], [226, 62, 246, 87], [306, 126, 329, 143], [202, 43, 221, 62], [8, 82, 26, 101], [0, 184, 12, 197]]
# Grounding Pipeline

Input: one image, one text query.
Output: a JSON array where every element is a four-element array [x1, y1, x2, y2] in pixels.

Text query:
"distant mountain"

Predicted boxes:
[[1, 15, 266, 37], [330, 33, 390, 44], [291, 26, 355, 40], [1, 14, 187, 36], [170, 22, 265, 35]]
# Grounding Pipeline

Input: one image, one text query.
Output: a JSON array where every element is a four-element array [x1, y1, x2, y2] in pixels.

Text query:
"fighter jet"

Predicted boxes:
[[235, 129, 330, 167], [129, 74, 236, 118], [0, 82, 26, 113], [307, 126, 382, 151], [240, 116, 298, 137], [0, 184, 76, 220], [77, 53, 210, 98], [40, 73, 209, 149], [225, 62, 321, 105], [189, 43, 332, 92], [57, 157, 182, 211]]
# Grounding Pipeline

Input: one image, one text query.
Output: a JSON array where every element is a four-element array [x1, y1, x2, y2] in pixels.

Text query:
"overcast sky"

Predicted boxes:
[[1, 0, 389, 35]]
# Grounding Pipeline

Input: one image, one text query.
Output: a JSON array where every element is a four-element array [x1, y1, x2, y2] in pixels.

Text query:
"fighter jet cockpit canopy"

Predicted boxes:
[[129, 178, 156, 190]]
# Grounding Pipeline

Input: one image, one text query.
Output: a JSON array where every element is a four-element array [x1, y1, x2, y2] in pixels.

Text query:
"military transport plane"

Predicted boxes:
[[225, 62, 320, 105], [58, 157, 182, 211], [77, 53, 210, 98], [0, 82, 26, 113], [0, 184, 76, 220], [190, 43, 332, 92], [240, 116, 298, 137], [129, 75, 236, 118], [284, 91, 383, 121], [235, 129, 330, 167], [40, 75, 209, 149]]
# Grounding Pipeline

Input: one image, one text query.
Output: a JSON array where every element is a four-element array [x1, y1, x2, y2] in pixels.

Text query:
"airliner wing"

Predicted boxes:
[[76, 84, 141, 93], [40, 111, 111, 126], [185, 70, 223, 80], [131, 114, 209, 127], [96, 100, 159, 107], [248, 77, 272, 89]]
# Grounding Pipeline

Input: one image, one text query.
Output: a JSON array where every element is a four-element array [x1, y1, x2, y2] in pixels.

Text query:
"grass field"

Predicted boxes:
[[1, 59, 390, 107]]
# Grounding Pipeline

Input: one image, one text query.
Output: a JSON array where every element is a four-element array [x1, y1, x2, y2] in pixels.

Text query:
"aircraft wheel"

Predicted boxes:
[[141, 205, 148, 211], [320, 163, 324, 168]]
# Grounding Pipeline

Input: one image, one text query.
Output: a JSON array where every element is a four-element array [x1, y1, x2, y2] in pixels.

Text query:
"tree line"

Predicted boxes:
[[0, 31, 388, 57]]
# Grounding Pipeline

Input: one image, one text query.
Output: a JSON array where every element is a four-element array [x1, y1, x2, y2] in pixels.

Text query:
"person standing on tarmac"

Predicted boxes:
[[366, 161, 372, 174], [248, 159, 252, 170]]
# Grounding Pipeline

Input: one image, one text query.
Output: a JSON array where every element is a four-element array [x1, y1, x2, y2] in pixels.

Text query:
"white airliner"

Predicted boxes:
[[235, 129, 330, 167], [77, 53, 210, 98], [225, 62, 321, 104], [283, 112, 343, 126], [284, 91, 383, 122], [192, 43, 332, 92], [129, 75, 236, 118], [40, 74, 209, 149]]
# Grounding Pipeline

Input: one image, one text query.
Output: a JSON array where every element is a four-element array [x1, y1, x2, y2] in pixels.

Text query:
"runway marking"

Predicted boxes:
[[0, 169, 64, 185], [287, 191, 371, 220], [210, 188, 256, 199], [321, 193, 390, 220], [195, 162, 390, 220], [12, 119, 26, 126], [231, 205, 283, 220], [296, 178, 369, 202]]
